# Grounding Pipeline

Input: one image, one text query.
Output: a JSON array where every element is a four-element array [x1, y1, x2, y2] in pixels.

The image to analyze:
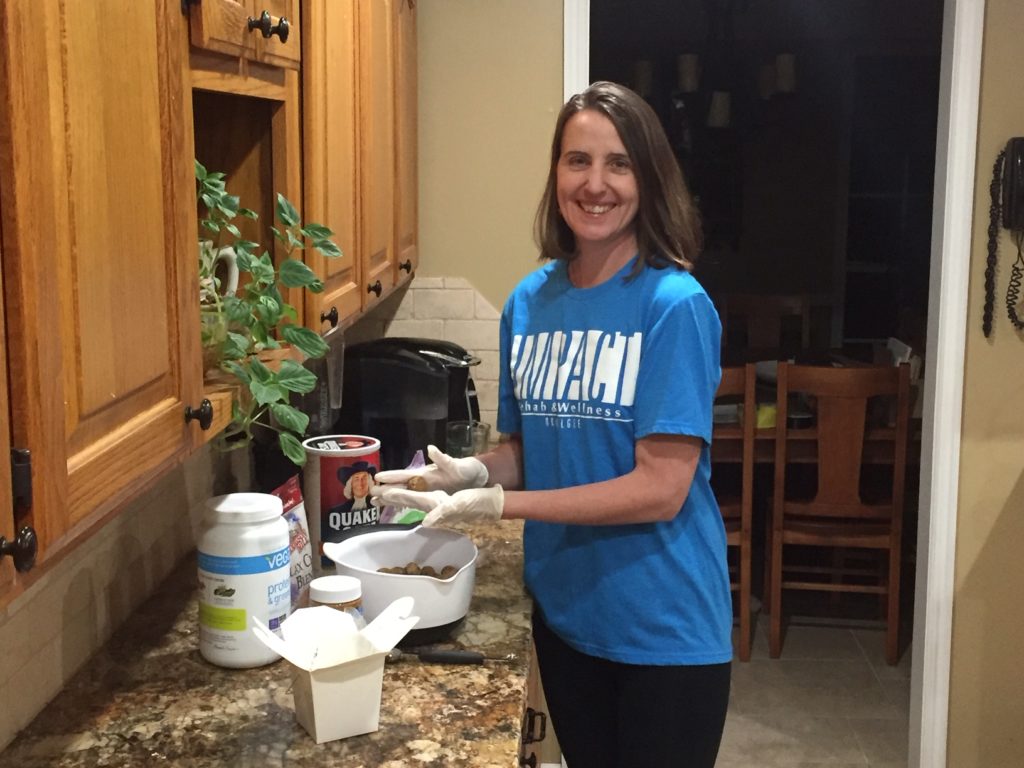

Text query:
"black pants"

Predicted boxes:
[[532, 609, 731, 768]]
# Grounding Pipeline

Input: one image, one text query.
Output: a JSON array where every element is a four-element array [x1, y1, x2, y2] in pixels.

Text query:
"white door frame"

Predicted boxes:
[[563, 1, 985, 765]]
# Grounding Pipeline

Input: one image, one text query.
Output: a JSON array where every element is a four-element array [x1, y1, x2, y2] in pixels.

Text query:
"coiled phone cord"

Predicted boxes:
[[984, 148, 1004, 337], [1006, 229, 1024, 330]]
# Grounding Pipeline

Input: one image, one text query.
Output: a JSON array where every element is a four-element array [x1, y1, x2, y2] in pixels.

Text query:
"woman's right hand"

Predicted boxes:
[[372, 444, 489, 494]]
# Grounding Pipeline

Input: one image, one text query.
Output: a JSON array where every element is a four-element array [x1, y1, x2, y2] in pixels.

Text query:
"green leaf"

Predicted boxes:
[[276, 193, 300, 227], [279, 431, 307, 466], [286, 230, 304, 251], [224, 298, 251, 325], [250, 378, 286, 406], [195, 159, 208, 179], [240, 208, 259, 220], [314, 239, 342, 258], [223, 332, 251, 359], [281, 325, 329, 359], [279, 259, 320, 289], [276, 359, 318, 393], [224, 223, 241, 238], [249, 357, 273, 383], [301, 223, 334, 239], [250, 254, 276, 284], [235, 250, 255, 272], [234, 240, 258, 259], [217, 194, 241, 218], [281, 303, 299, 322], [270, 402, 310, 434], [223, 360, 251, 384]]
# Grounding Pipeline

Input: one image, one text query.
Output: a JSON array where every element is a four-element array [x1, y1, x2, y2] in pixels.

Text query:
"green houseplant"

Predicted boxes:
[[195, 160, 341, 466]]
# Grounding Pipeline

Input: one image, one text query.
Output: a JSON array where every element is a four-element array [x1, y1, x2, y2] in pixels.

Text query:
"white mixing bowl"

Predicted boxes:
[[322, 526, 477, 629]]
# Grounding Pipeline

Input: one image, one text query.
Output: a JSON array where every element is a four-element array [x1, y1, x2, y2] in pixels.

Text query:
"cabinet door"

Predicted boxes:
[[254, 0, 302, 70], [523, 645, 563, 765], [0, 0, 201, 559], [0, 230, 13, 595], [393, 0, 418, 278], [359, 0, 396, 308], [302, 0, 361, 330], [188, 0, 255, 59]]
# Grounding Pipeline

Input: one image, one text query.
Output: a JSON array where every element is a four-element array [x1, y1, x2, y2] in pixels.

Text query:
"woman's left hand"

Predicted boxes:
[[371, 485, 504, 527]]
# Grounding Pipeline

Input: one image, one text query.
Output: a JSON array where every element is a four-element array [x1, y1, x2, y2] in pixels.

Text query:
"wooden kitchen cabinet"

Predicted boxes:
[[187, 0, 301, 71], [302, 0, 415, 331], [0, 0, 219, 599], [302, 0, 361, 329], [394, 0, 418, 278]]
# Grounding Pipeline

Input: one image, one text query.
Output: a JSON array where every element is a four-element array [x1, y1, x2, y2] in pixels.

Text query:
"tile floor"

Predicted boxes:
[[717, 616, 911, 768]]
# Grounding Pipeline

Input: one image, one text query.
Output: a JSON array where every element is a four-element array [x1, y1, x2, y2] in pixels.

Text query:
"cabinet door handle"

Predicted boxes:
[[399, 259, 413, 273], [247, 10, 290, 43], [321, 306, 339, 328], [367, 280, 383, 297], [521, 707, 547, 744], [518, 753, 536, 768], [184, 399, 214, 431], [0, 526, 38, 573]]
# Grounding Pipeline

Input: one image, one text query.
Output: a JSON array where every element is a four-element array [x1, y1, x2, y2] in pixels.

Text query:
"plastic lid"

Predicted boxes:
[[309, 575, 362, 604], [204, 493, 283, 524]]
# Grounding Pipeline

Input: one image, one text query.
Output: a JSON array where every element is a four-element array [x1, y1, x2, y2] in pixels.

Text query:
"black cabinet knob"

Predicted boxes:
[[367, 280, 383, 297], [247, 10, 290, 43], [1, 526, 38, 573], [321, 306, 339, 327], [399, 259, 413, 273], [184, 399, 214, 431]]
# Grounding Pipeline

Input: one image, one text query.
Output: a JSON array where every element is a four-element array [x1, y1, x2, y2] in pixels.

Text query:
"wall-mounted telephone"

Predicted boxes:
[[984, 137, 1024, 336]]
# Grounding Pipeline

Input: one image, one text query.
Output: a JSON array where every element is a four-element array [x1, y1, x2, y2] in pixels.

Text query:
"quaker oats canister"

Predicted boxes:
[[302, 435, 382, 571]]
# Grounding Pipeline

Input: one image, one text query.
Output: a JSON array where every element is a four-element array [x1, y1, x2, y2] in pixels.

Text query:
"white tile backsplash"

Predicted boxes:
[[413, 288, 476, 319]]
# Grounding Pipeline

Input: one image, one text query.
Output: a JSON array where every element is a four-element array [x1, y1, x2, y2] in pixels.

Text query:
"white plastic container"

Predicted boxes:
[[309, 575, 367, 629], [198, 492, 291, 668]]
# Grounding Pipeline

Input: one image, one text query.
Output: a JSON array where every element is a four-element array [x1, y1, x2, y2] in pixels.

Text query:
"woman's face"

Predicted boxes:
[[555, 109, 639, 254]]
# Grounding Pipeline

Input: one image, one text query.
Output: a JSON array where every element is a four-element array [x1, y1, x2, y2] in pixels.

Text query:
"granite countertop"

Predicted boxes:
[[1, 521, 531, 768]]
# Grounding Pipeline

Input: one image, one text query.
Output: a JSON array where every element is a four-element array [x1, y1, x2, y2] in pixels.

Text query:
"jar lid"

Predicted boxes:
[[204, 493, 283, 524], [309, 575, 362, 604]]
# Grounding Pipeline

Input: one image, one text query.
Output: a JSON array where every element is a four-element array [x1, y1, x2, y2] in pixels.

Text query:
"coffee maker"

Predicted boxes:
[[335, 338, 481, 471]]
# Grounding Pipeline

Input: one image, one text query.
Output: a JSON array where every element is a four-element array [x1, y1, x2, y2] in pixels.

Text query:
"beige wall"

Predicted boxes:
[[416, 0, 564, 309], [948, 0, 1024, 763]]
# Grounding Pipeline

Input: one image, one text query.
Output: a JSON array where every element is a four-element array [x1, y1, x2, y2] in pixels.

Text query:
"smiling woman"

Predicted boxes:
[[373, 80, 730, 768]]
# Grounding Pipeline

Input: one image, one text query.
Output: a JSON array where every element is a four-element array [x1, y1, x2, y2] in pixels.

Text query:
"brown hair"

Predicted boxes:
[[534, 81, 702, 274]]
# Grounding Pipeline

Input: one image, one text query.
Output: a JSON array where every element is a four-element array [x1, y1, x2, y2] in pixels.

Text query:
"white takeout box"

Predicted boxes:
[[252, 596, 419, 743]]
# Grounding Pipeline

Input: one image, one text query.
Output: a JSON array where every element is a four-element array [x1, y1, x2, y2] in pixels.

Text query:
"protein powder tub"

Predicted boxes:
[[198, 492, 291, 668], [309, 575, 367, 629]]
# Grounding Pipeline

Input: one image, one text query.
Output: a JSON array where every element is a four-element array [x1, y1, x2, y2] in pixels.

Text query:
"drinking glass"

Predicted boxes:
[[446, 420, 490, 458]]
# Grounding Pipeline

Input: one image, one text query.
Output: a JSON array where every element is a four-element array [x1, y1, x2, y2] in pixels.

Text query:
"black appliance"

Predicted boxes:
[[336, 337, 481, 471]]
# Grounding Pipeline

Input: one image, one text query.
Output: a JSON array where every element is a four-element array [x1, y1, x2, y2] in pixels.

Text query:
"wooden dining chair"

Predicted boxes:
[[712, 364, 757, 661], [767, 361, 911, 665], [718, 294, 812, 359]]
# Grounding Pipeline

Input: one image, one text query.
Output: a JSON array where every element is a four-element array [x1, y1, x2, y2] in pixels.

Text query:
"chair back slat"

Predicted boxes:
[[774, 362, 910, 520]]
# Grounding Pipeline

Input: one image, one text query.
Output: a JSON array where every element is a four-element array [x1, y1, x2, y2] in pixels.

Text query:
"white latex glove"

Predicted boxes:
[[372, 444, 489, 493], [370, 485, 504, 528]]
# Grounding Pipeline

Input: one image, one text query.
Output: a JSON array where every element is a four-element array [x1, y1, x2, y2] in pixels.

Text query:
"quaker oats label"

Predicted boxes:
[[302, 435, 382, 568]]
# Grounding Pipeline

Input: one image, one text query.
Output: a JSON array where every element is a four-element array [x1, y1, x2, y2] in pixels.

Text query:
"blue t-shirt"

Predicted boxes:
[[498, 257, 733, 665]]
